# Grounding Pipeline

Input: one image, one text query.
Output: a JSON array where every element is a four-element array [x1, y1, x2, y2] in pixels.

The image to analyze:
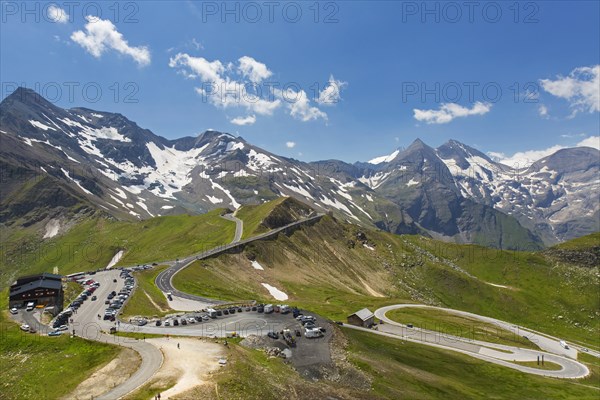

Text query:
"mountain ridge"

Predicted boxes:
[[1, 87, 597, 248]]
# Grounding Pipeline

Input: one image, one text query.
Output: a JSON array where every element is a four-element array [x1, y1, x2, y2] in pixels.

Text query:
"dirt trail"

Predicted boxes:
[[144, 337, 225, 398], [64, 348, 141, 400], [144, 290, 170, 313]]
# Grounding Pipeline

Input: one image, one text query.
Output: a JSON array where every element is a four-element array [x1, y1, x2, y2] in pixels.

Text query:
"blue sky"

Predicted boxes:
[[1, 1, 599, 164]]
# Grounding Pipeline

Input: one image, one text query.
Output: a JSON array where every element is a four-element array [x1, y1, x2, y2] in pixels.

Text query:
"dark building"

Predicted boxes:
[[347, 308, 375, 327], [9, 273, 64, 315]]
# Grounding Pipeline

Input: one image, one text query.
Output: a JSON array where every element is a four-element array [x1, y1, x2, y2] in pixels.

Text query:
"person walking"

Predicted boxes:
[[177, 342, 180, 349]]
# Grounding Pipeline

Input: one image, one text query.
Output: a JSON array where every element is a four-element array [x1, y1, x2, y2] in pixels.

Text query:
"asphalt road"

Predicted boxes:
[[69, 269, 164, 399], [155, 213, 323, 304], [364, 304, 590, 379], [221, 212, 243, 243]]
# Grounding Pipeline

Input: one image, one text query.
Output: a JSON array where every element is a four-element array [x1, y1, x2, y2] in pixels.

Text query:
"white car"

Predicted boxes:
[[187, 317, 196, 324], [20, 324, 30, 331], [9, 307, 18, 315]]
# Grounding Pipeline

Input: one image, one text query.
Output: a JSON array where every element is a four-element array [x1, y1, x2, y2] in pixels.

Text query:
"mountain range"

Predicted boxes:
[[1, 87, 598, 249]]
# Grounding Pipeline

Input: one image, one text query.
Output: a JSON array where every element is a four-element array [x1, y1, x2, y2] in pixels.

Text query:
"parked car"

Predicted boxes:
[[48, 330, 62, 337], [164, 320, 171, 326], [173, 319, 179, 326], [156, 320, 162, 326], [216, 310, 223, 316], [91, 296, 97, 301], [181, 319, 187, 326], [20, 324, 30, 331], [267, 331, 279, 339], [9, 307, 18, 314], [223, 310, 229, 315], [251, 306, 257, 311]]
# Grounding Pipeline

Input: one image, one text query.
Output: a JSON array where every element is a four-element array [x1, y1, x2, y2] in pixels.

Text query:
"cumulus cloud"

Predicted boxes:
[[47, 5, 69, 23], [317, 75, 347, 105], [170, 52, 333, 123], [538, 104, 549, 117], [540, 65, 600, 115], [286, 141, 296, 148], [413, 102, 491, 124], [488, 135, 600, 168], [278, 87, 327, 122], [577, 135, 600, 150], [71, 16, 151, 66], [230, 115, 256, 126], [238, 56, 272, 83]]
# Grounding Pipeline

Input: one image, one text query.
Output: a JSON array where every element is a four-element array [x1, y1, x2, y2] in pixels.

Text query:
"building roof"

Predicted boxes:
[[13, 272, 62, 287], [349, 308, 374, 321], [9, 278, 62, 297]]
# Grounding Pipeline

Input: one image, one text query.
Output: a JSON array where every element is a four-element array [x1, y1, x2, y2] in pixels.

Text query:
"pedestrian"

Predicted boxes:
[[158, 393, 161, 400], [177, 342, 180, 349]]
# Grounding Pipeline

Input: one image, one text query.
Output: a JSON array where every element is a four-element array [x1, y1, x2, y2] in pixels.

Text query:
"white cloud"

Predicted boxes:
[[170, 53, 333, 123], [278, 87, 327, 122], [538, 104, 548, 117], [317, 74, 347, 105], [488, 135, 599, 168], [170, 52, 281, 117], [71, 16, 151, 66], [413, 102, 491, 124], [47, 5, 69, 23], [169, 53, 224, 82], [577, 135, 600, 150], [560, 132, 586, 138], [238, 56, 272, 83], [286, 141, 296, 148], [230, 115, 256, 126], [540, 65, 600, 114]]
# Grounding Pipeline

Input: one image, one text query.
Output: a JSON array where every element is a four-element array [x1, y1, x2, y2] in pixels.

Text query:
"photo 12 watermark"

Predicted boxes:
[[1, 1, 140, 24], [400, 1, 540, 24], [197, 1, 340, 24]]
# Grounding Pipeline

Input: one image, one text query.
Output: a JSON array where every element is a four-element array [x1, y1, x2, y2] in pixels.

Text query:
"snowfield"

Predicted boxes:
[[261, 283, 288, 301]]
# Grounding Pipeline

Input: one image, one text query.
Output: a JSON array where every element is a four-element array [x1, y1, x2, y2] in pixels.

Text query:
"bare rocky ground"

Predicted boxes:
[[63, 348, 142, 400]]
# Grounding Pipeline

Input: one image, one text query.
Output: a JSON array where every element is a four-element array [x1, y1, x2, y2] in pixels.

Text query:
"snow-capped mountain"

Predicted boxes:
[[361, 139, 599, 244], [1, 88, 597, 248]]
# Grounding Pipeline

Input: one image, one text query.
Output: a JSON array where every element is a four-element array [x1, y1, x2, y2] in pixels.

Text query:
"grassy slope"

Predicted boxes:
[[553, 232, 600, 250], [345, 329, 599, 400], [174, 216, 599, 346], [121, 266, 172, 319], [235, 197, 288, 239], [0, 209, 235, 286], [386, 307, 538, 349], [0, 291, 121, 399]]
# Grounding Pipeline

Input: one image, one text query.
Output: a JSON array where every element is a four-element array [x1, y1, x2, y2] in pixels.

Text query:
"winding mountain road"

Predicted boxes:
[[354, 304, 591, 379], [155, 213, 323, 304]]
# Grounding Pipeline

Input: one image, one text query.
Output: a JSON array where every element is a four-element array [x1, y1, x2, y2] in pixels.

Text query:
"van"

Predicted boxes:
[[305, 328, 324, 338], [207, 309, 217, 318], [26, 302, 35, 311], [264, 304, 274, 314]]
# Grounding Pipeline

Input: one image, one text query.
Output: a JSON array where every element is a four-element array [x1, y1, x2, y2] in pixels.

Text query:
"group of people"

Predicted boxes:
[[153, 393, 162, 400]]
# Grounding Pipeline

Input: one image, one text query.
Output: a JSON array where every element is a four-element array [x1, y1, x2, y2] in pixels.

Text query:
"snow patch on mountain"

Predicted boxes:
[[29, 120, 56, 131], [369, 149, 399, 164], [261, 283, 288, 301], [61, 168, 92, 195]]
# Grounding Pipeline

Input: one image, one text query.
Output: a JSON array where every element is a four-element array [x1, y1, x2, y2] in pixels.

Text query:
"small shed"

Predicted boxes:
[[347, 308, 375, 327]]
